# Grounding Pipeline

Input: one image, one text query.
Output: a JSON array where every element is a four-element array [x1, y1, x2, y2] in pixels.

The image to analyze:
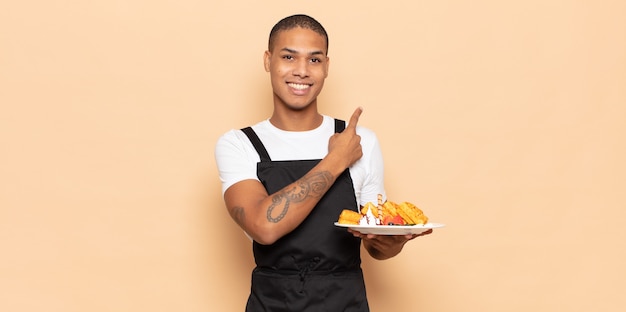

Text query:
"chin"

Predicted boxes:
[[277, 98, 316, 111], [287, 103, 313, 111]]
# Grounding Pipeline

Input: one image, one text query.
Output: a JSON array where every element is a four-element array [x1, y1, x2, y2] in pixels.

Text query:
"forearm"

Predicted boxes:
[[226, 156, 347, 245], [258, 169, 336, 241]]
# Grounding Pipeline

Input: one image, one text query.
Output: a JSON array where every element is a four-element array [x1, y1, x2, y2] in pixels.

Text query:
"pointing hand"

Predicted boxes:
[[327, 107, 364, 169]]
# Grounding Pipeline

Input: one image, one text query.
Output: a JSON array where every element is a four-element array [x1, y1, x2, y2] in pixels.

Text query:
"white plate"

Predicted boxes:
[[334, 222, 445, 235]]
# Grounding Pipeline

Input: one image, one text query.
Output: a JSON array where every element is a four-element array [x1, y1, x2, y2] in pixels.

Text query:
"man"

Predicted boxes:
[[215, 14, 432, 311]]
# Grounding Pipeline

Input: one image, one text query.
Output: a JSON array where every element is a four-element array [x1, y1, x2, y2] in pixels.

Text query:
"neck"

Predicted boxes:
[[269, 107, 323, 131]]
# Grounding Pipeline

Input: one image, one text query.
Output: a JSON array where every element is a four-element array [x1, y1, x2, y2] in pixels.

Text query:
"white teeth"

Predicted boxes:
[[288, 83, 310, 90]]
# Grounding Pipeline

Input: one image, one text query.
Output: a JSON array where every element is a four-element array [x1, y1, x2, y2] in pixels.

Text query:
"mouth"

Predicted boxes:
[[287, 82, 312, 90]]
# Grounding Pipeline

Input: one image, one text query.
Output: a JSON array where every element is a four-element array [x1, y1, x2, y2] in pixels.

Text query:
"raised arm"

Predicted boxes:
[[224, 108, 364, 245]]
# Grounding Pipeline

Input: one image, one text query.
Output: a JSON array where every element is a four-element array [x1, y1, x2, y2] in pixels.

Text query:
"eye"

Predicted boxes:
[[282, 55, 294, 60], [310, 58, 321, 63]]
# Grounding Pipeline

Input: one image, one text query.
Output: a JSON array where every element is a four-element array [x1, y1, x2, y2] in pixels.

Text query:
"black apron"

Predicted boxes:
[[240, 119, 369, 312]]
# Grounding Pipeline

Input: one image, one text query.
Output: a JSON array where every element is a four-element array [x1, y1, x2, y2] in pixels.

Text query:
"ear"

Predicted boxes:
[[324, 56, 330, 78], [263, 51, 271, 72]]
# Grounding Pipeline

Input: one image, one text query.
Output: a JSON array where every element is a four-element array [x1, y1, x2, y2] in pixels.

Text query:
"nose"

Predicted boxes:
[[292, 59, 309, 78]]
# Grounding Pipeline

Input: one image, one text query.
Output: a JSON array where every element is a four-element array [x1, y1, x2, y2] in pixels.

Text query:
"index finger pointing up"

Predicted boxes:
[[347, 107, 363, 130]]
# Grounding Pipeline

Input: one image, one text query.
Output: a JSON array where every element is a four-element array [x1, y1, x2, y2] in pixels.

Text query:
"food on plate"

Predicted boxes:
[[396, 201, 428, 225], [358, 204, 380, 226], [360, 202, 379, 219], [337, 209, 361, 225], [381, 201, 399, 218], [382, 214, 405, 226], [336, 195, 429, 226]]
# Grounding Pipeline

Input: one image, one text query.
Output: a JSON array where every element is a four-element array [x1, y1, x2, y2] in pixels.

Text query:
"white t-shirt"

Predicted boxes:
[[215, 115, 386, 207]]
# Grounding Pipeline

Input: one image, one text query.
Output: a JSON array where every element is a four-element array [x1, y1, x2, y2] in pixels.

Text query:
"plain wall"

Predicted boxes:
[[1, 1, 625, 311]]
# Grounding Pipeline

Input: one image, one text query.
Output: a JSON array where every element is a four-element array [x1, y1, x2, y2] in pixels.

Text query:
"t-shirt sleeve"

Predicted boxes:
[[214, 130, 260, 195]]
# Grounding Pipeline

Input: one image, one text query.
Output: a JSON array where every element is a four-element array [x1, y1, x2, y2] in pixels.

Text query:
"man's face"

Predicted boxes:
[[264, 27, 329, 111]]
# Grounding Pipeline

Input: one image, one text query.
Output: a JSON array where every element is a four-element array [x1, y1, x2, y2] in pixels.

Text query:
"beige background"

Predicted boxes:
[[1, 1, 625, 311]]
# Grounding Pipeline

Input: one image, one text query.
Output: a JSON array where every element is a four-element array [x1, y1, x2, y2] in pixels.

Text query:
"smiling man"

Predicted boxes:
[[215, 14, 431, 311], [265, 26, 328, 121]]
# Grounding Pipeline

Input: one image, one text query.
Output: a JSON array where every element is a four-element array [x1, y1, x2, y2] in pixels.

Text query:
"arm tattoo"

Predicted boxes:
[[266, 171, 333, 223]]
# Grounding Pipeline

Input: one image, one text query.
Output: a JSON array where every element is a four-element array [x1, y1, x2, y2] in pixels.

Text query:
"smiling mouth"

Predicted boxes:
[[288, 83, 311, 90]]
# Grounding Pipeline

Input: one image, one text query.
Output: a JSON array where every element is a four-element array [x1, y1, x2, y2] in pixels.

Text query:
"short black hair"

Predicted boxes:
[[268, 14, 329, 54]]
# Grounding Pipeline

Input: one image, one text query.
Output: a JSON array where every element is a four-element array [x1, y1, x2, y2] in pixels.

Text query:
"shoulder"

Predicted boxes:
[[215, 129, 249, 154], [215, 121, 270, 165], [356, 126, 377, 139], [215, 125, 265, 194], [356, 126, 380, 152], [215, 120, 270, 149]]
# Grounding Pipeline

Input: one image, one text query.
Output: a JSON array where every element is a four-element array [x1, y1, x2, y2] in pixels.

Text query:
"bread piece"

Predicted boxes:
[[382, 201, 400, 218], [361, 202, 379, 218], [337, 209, 361, 225], [397, 202, 428, 225]]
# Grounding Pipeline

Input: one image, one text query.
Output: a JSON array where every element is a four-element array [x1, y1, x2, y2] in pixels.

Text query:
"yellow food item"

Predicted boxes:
[[396, 201, 428, 225], [337, 209, 361, 225], [360, 202, 379, 218], [337, 195, 430, 226], [381, 201, 399, 218]]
